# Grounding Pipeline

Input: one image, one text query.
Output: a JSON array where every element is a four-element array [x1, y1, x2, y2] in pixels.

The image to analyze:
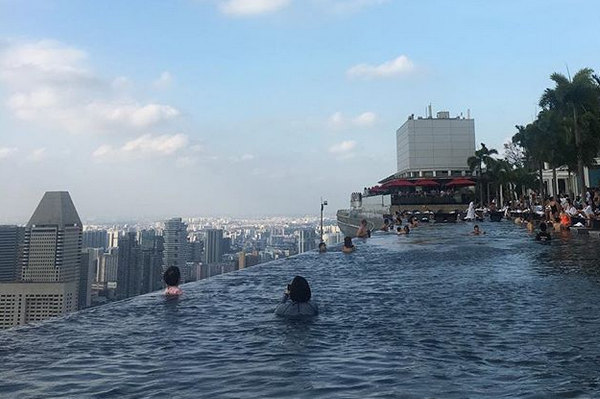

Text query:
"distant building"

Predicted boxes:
[[0, 191, 83, 329], [78, 251, 95, 310], [107, 230, 121, 248], [99, 247, 118, 284], [82, 230, 108, 249], [116, 232, 140, 300], [163, 218, 188, 271], [0, 225, 24, 282], [395, 111, 476, 178], [203, 229, 223, 265], [140, 235, 164, 293], [297, 228, 317, 254]]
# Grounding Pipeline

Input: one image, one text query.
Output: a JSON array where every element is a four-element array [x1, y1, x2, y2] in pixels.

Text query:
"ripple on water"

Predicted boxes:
[[2, 222, 600, 398]]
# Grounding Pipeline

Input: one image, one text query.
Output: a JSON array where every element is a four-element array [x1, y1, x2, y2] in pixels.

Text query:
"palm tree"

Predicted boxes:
[[539, 68, 600, 196], [468, 143, 498, 206]]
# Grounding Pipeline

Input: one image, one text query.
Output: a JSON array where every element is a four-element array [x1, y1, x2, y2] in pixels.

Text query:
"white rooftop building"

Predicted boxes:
[[395, 110, 476, 179]]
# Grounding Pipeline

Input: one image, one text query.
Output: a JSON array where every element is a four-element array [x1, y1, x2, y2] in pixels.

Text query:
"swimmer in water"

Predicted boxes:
[[471, 225, 485, 235], [381, 218, 391, 232], [397, 225, 410, 235], [318, 242, 327, 253], [164, 266, 182, 296], [342, 236, 355, 253], [535, 222, 552, 241]]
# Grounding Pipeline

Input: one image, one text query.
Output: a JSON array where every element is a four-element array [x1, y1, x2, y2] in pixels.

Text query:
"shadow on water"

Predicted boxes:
[[3, 222, 600, 398]]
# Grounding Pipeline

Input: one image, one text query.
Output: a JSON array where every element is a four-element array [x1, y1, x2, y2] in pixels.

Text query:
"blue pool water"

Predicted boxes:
[[2, 223, 600, 398]]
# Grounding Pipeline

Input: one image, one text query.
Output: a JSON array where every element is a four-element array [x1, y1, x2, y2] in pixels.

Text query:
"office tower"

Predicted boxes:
[[140, 235, 164, 293], [78, 251, 93, 310], [107, 230, 121, 248], [396, 111, 476, 178], [82, 230, 108, 249], [203, 229, 223, 265], [99, 247, 118, 284], [222, 237, 231, 255], [297, 228, 317, 254], [187, 239, 203, 263], [116, 232, 140, 300], [0, 191, 83, 329], [0, 225, 24, 282], [163, 218, 188, 270]]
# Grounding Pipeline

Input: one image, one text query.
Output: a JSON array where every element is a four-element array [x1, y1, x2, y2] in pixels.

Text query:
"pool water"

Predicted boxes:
[[2, 222, 600, 398]]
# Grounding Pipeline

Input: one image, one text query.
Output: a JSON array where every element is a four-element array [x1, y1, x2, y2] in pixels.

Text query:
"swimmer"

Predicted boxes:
[[535, 222, 551, 241], [471, 225, 485, 235], [526, 218, 534, 232], [318, 242, 327, 253], [274, 276, 318, 317], [342, 236, 355, 253], [397, 225, 410, 235], [381, 218, 390, 232], [356, 219, 369, 238], [163, 266, 182, 296]]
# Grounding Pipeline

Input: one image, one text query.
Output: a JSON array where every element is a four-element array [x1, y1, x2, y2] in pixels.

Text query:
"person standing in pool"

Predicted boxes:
[[274, 276, 318, 317], [164, 266, 183, 296], [535, 222, 552, 242], [342, 236, 355, 253], [356, 219, 369, 238]]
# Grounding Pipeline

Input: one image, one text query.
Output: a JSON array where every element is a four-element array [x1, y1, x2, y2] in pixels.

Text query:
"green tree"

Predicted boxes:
[[468, 143, 498, 206], [539, 68, 600, 195]]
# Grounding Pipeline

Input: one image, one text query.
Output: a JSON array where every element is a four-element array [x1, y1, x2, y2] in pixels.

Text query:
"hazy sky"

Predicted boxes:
[[1, 0, 600, 222]]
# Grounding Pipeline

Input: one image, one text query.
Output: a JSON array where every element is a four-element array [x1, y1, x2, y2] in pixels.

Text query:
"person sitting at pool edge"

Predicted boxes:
[[164, 266, 183, 296], [535, 222, 552, 242], [274, 275, 318, 317], [356, 219, 369, 238], [318, 242, 327, 253], [342, 236, 355, 253]]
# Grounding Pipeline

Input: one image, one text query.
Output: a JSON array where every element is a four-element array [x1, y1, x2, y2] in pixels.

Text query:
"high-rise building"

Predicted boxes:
[[297, 228, 317, 254], [107, 229, 121, 248], [98, 247, 118, 283], [0, 225, 24, 282], [116, 232, 140, 300], [82, 230, 108, 249], [203, 229, 223, 265], [78, 251, 94, 310], [396, 111, 476, 178], [163, 218, 188, 271], [140, 235, 164, 293], [0, 191, 83, 329]]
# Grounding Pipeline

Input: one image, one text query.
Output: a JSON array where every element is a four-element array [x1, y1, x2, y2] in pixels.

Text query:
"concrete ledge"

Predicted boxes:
[[571, 226, 591, 235], [589, 230, 600, 239]]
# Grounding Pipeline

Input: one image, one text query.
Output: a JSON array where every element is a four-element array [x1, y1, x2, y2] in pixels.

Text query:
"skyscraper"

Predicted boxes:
[[297, 228, 317, 254], [203, 229, 223, 265], [82, 229, 108, 249], [0, 225, 24, 282], [163, 218, 188, 270], [116, 232, 140, 300], [78, 251, 94, 310], [0, 191, 83, 329]]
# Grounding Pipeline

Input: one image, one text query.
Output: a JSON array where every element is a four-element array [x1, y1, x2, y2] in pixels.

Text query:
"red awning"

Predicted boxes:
[[446, 178, 476, 187], [382, 179, 415, 188], [369, 185, 387, 192], [415, 179, 440, 186]]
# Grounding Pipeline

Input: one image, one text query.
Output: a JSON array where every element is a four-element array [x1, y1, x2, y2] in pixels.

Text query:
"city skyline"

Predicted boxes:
[[1, 0, 600, 221]]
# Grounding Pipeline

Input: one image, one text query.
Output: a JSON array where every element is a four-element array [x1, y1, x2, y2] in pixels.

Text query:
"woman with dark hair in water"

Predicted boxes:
[[163, 266, 182, 296], [274, 276, 318, 317], [342, 236, 355, 253]]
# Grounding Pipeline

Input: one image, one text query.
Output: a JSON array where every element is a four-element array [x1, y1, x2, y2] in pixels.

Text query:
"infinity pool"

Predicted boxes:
[[2, 223, 600, 398]]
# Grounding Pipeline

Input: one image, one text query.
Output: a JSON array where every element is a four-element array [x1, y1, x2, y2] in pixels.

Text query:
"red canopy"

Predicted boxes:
[[369, 185, 387, 192], [446, 178, 476, 187], [382, 179, 415, 188], [415, 179, 440, 186]]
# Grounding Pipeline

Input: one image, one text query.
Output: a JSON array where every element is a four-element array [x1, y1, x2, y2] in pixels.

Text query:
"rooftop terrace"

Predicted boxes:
[[2, 223, 600, 398]]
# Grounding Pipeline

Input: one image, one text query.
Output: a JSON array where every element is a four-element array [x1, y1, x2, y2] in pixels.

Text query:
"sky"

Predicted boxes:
[[1, 0, 600, 223]]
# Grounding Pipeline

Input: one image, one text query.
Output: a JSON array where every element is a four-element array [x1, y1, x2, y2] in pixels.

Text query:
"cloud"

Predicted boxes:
[[316, 0, 388, 13], [352, 111, 377, 126], [27, 148, 46, 162], [0, 147, 18, 159], [347, 55, 415, 79], [329, 140, 356, 153], [327, 111, 377, 129], [93, 133, 189, 161], [0, 40, 180, 134], [153, 71, 173, 89], [219, 0, 291, 15]]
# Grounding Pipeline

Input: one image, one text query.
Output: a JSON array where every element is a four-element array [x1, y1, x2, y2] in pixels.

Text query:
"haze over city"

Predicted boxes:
[[1, 0, 599, 222]]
